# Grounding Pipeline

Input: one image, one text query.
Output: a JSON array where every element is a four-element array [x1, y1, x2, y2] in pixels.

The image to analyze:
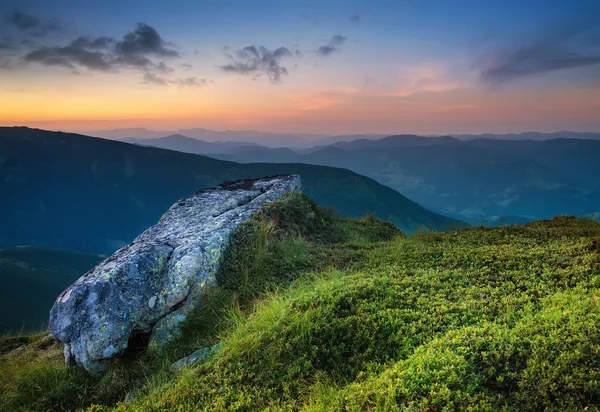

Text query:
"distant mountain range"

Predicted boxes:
[[449, 132, 600, 141], [87, 127, 600, 149], [91, 130, 600, 222], [90, 127, 334, 148], [122, 134, 265, 155], [194, 134, 600, 223], [0, 127, 460, 254]]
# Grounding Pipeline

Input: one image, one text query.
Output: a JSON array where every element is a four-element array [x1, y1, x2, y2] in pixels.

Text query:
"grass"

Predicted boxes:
[[2, 195, 600, 411]]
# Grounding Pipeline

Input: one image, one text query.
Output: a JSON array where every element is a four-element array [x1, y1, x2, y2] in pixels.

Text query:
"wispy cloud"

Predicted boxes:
[[477, 20, 600, 84], [6, 9, 64, 36], [218, 45, 292, 83], [389, 64, 473, 97], [317, 35, 347, 56], [350, 14, 361, 24], [286, 88, 361, 111], [143, 72, 208, 88]]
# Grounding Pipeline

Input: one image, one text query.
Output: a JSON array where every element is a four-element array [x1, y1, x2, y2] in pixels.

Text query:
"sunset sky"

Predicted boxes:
[[1, 0, 599, 135]]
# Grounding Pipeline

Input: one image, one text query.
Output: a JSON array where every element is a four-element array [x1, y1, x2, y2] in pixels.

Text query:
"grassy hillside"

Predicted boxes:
[[0, 247, 103, 333], [0, 127, 460, 253], [2, 193, 600, 411]]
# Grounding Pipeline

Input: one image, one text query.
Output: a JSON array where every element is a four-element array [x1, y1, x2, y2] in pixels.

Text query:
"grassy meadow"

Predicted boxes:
[[2, 193, 600, 411]]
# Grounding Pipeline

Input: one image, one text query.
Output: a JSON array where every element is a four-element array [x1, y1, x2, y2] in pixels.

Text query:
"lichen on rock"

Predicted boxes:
[[49, 174, 301, 375]]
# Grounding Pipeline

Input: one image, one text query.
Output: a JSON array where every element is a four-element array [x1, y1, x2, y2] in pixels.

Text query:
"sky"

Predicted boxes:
[[0, 0, 599, 135]]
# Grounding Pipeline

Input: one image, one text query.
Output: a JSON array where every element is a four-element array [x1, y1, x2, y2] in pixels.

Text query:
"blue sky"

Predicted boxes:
[[1, 0, 599, 134]]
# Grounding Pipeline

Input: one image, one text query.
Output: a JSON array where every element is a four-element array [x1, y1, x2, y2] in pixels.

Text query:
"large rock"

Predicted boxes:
[[49, 174, 301, 374]]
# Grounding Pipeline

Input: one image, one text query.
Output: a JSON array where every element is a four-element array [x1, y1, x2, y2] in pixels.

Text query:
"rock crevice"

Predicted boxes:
[[49, 174, 301, 374]]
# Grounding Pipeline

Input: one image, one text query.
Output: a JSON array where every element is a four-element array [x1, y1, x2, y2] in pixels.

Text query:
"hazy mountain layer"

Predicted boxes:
[[0, 127, 460, 254], [204, 134, 600, 222]]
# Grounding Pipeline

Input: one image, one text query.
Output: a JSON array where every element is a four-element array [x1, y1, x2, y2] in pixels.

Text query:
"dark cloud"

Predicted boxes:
[[24, 46, 113, 71], [350, 14, 361, 24], [317, 35, 347, 56], [218, 45, 292, 83], [8, 10, 39, 31], [22, 23, 181, 74], [116, 23, 179, 58], [70, 36, 115, 50], [6, 9, 63, 36], [478, 22, 600, 84]]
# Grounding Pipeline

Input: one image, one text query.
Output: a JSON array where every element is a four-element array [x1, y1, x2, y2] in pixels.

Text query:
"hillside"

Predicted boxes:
[[0, 247, 103, 333], [206, 135, 600, 222], [2, 194, 599, 411], [0, 127, 460, 254], [122, 135, 263, 155]]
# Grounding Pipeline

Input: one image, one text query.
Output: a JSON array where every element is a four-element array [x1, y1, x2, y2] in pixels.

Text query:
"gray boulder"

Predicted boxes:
[[49, 174, 301, 375]]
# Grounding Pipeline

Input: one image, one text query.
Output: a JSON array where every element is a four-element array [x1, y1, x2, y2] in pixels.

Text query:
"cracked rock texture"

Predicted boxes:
[[49, 174, 301, 375]]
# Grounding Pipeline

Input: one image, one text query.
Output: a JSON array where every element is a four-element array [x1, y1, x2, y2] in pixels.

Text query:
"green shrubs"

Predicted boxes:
[[3, 195, 600, 411]]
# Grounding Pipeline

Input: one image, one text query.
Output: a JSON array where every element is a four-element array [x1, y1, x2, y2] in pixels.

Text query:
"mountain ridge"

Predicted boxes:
[[0, 127, 461, 254]]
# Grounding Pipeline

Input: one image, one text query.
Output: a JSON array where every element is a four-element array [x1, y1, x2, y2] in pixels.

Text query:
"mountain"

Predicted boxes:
[[451, 131, 600, 141], [205, 135, 600, 223], [122, 134, 264, 155], [0, 246, 103, 333], [0, 127, 460, 254], [90, 127, 330, 148]]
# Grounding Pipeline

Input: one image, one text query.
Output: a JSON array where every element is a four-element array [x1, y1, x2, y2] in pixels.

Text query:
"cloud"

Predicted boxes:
[[24, 46, 113, 71], [181, 63, 193, 70], [22, 23, 181, 74], [478, 21, 600, 84], [142, 72, 169, 86], [6, 9, 63, 36], [115, 23, 179, 58], [218, 45, 292, 83], [0, 37, 17, 51], [389, 64, 473, 97], [299, 12, 320, 25], [350, 14, 361, 24], [317, 35, 347, 56], [70, 36, 115, 50], [142, 72, 208, 87], [172, 77, 207, 87]]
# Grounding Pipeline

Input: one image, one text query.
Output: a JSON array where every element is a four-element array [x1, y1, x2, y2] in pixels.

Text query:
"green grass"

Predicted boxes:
[[2, 196, 600, 411]]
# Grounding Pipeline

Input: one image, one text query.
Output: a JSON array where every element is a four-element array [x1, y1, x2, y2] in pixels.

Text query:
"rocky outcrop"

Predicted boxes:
[[49, 174, 301, 375]]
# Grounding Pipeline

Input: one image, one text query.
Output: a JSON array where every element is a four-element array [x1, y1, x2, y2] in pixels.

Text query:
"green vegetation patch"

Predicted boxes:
[[3, 199, 600, 411], [0, 193, 401, 412]]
